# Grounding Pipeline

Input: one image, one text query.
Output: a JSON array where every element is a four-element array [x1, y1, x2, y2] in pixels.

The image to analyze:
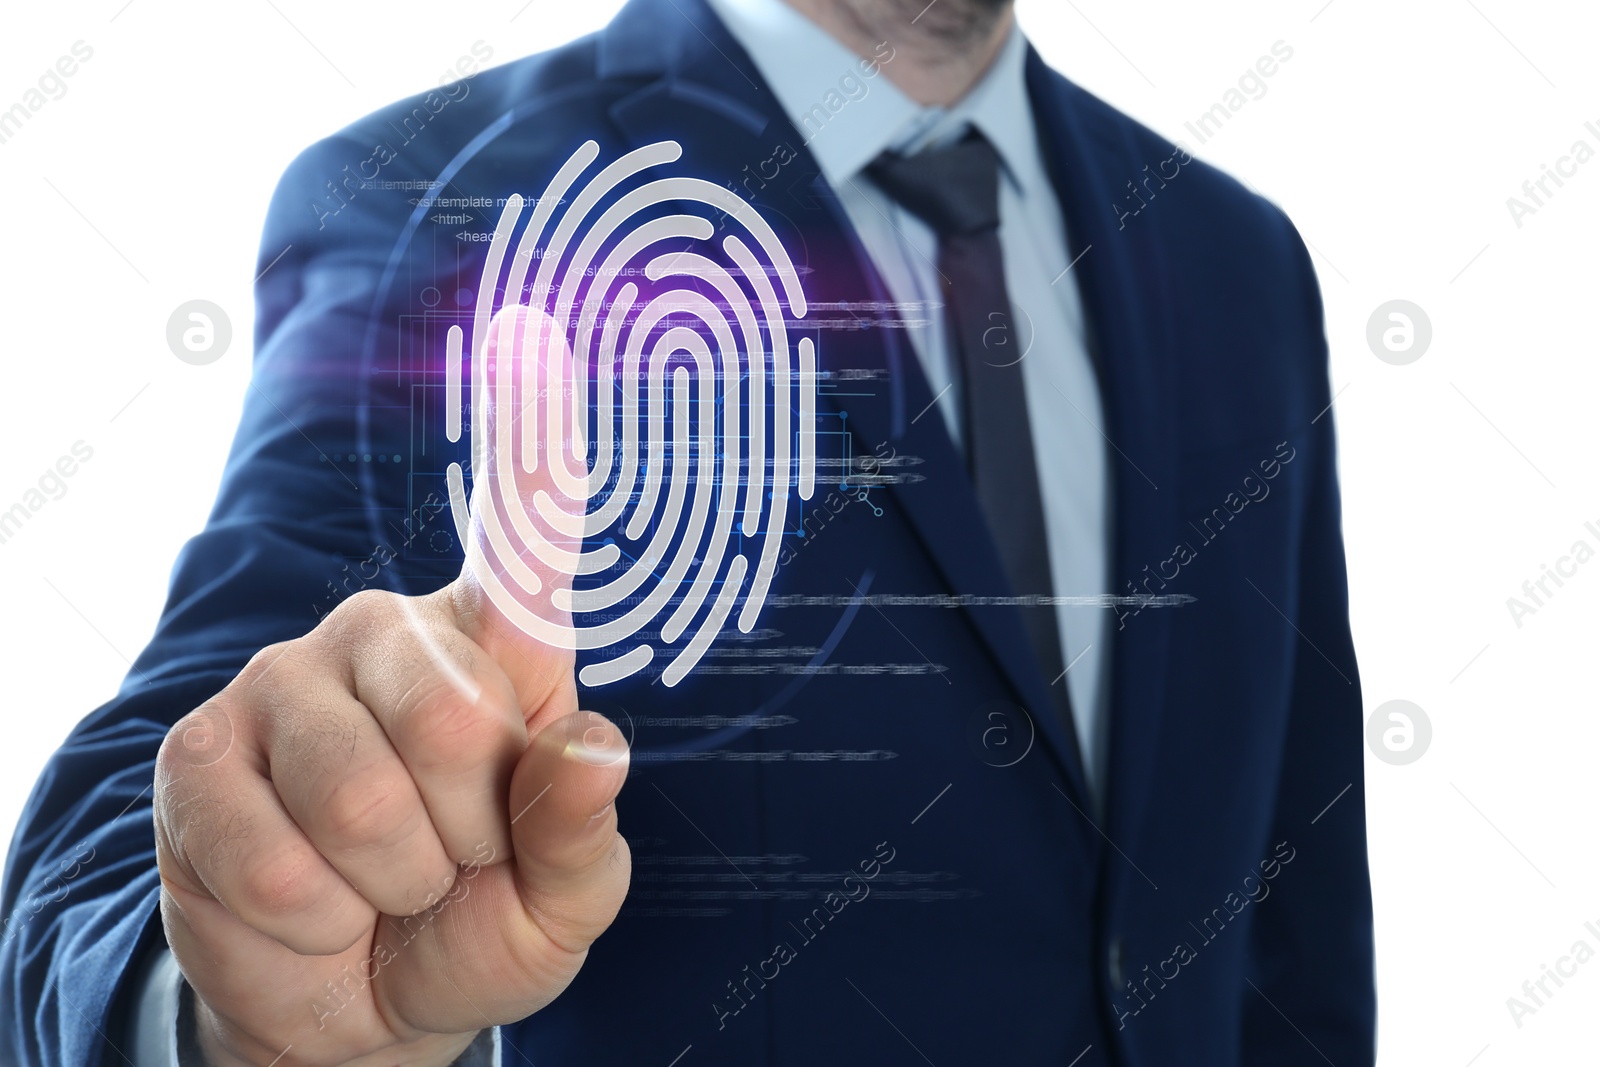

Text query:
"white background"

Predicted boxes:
[[2, 1, 1596, 1061]]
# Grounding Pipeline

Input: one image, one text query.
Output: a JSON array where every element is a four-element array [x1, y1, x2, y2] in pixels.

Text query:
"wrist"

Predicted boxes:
[[191, 992, 480, 1067]]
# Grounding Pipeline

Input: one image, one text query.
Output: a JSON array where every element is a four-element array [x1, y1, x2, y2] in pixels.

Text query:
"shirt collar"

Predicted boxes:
[[704, 0, 1038, 193]]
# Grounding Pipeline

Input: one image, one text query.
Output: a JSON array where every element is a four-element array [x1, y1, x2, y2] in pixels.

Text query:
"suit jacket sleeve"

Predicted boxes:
[[1240, 209, 1377, 1064], [0, 130, 456, 1066]]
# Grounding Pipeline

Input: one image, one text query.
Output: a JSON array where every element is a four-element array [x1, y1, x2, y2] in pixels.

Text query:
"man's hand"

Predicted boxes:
[[153, 308, 627, 1067]]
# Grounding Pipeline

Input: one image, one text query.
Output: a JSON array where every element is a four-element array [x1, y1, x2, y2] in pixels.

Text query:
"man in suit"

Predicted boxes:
[[0, 0, 1375, 1063]]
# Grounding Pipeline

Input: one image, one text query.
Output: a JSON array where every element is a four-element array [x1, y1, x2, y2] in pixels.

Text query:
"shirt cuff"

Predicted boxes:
[[129, 941, 182, 1066], [129, 944, 501, 1066]]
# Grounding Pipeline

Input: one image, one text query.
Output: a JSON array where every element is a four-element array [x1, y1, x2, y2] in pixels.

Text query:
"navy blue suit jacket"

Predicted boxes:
[[1, 0, 1374, 1062]]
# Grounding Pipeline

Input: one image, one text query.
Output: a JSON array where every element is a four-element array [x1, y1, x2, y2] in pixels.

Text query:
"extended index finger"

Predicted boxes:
[[450, 304, 587, 718]]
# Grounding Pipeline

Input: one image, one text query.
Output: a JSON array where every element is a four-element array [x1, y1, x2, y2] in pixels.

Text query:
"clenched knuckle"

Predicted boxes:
[[445, 581, 485, 635], [401, 685, 501, 771], [237, 848, 322, 919], [235, 641, 298, 687], [155, 712, 200, 777], [231, 643, 330, 716], [338, 587, 401, 625], [315, 589, 396, 656], [320, 775, 418, 850], [157, 699, 240, 780]]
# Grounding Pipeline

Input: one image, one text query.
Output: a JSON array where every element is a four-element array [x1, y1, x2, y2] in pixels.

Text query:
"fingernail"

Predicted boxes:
[[564, 727, 624, 767], [554, 711, 629, 768]]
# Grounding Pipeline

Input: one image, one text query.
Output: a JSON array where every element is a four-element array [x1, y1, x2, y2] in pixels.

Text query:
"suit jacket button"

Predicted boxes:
[[1108, 937, 1125, 989]]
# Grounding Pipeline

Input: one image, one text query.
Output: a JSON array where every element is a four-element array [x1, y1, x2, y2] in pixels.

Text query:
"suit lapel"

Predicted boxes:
[[1025, 51, 1181, 873]]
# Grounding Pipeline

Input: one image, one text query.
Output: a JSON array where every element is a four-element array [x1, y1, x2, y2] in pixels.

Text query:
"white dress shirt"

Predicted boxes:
[[134, 2, 1113, 1061], [706, 0, 1113, 790]]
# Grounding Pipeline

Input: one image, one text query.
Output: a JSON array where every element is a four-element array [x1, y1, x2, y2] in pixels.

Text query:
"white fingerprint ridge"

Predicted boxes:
[[450, 139, 815, 687]]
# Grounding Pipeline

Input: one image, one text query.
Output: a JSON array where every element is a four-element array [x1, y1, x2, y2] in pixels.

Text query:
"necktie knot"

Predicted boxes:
[[867, 131, 1001, 237]]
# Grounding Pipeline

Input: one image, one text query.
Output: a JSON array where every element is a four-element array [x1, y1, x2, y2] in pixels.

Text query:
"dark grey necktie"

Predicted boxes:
[[868, 132, 1069, 709]]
